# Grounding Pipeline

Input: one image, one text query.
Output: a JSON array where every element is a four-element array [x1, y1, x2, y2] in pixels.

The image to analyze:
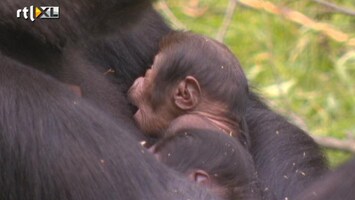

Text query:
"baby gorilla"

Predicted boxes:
[[151, 129, 261, 200], [128, 31, 249, 145]]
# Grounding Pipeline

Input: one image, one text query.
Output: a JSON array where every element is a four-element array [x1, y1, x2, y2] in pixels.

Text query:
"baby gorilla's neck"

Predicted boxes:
[[166, 112, 239, 137]]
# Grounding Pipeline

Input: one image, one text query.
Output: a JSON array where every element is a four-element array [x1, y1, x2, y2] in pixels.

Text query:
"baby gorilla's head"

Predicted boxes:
[[128, 31, 249, 143], [151, 129, 260, 200]]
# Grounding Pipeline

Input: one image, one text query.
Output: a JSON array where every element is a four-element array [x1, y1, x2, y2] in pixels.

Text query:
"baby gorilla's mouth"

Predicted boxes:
[[127, 102, 139, 115], [133, 108, 142, 127]]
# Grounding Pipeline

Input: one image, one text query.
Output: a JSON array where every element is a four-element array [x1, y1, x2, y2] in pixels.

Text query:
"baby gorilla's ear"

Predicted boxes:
[[173, 76, 201, 110], [187, 169, 211, 187]]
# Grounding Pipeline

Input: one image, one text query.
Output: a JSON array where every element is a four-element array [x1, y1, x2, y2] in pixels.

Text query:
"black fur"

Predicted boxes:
[[0, 0, 169, 119], [295, 158, 355, 200], [0, 1, 171, 142], [246, 92, 328, 199]]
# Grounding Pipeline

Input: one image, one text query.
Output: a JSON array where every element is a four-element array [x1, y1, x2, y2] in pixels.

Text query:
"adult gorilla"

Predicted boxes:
[[0, 0, 327, 199]]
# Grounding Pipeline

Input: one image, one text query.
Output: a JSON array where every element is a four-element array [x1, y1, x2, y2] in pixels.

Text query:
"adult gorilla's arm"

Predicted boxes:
[[246, 92, 328, 199], [295, 158, 355, 200]]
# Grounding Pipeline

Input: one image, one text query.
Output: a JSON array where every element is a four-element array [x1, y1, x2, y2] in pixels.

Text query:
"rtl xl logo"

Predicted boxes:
[[17, 6, 60, 21]]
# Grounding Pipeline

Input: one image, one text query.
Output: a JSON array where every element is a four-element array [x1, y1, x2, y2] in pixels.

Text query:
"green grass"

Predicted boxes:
[[157, 0, 355, 167]]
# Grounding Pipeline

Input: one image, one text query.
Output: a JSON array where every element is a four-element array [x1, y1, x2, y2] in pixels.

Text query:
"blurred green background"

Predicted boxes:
[[155, 0, 355, 167]]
